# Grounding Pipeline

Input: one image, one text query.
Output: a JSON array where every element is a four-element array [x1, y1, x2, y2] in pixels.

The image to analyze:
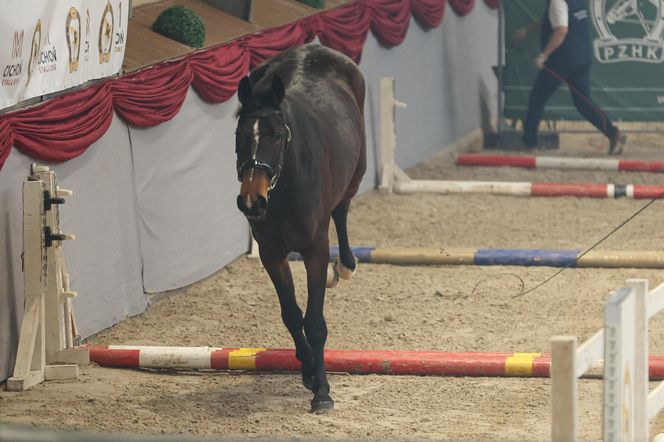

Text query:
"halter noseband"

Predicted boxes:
[[236, 109, 291, 193]]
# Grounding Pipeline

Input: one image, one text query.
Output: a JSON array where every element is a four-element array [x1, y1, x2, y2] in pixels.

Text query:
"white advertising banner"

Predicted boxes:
[[0, 0, 127, 110]]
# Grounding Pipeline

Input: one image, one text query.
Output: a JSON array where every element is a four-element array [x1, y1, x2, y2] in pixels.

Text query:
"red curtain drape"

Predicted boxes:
[[411, 0, 446, 28], [484, 0, 499, 9], [0, 0, 492, 171], [448, 0, 475, 16]]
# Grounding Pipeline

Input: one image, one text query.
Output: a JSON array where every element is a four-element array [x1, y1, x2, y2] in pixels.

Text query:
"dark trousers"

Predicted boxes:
[[522, 63, 617, 147]]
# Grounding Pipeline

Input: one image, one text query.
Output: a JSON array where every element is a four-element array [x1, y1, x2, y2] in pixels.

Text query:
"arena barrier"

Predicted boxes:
[[289, 246, 664, 269], [6, 165, 88, 391], [86, 344, 664, 380], [551, 279, 664, 441], [456, 153, 664, 173]]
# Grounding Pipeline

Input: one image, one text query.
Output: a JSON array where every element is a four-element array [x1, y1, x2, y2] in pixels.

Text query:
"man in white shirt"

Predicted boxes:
[[513, 0, 626, 155]]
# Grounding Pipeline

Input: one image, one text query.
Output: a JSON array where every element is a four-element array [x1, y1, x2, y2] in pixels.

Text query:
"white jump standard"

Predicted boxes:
[[551, 279, 664, 441], [378, 77, 664, 200], [6, 164, 89, 391]]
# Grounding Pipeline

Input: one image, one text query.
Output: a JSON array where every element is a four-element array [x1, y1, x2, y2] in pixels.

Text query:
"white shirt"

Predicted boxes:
[[549, 0, 569, 29]]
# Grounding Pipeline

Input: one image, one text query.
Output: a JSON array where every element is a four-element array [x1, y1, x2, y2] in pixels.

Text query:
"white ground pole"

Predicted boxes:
[[551, 279, 664, 441], [6, 165, 89, 391]]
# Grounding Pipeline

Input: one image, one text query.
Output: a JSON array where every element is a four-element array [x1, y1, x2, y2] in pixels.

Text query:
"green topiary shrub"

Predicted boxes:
[[153, 5, 206, 48], [297, 0, 325, 9]]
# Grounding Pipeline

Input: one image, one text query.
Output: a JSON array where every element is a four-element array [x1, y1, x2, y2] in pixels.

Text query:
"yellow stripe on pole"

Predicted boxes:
[[505, 352, 541, 376], [228, 348, 266, 370]]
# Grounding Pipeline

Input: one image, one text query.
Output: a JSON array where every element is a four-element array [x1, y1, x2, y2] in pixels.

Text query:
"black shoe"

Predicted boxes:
[[608, 129, 626, 155]]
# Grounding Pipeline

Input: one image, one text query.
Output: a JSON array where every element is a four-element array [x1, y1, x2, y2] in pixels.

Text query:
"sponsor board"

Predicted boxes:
[[0, 0, 127, 110]]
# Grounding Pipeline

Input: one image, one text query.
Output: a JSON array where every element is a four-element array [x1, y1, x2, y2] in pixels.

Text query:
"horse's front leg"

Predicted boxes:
[[258, 246, 316, 392], [301, 232, 334, 414]]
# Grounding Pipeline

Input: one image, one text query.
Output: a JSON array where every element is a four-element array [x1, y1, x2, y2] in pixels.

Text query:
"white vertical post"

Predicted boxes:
[[42, 171, 66, 360], [379, 77, 396, 193], [60, 250, 74, 348], [8, 166, 87, 391], [248, 234, 259, 259], [551, 336, 578, 442], [604, 287, 636, 442], [32, 165, 87, 365], [626, 279, 649, 441], [6, 180, 47, 391]]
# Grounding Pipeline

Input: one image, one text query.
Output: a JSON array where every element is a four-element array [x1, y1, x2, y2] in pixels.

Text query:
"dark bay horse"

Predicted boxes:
[[234, 44, 366, 413]]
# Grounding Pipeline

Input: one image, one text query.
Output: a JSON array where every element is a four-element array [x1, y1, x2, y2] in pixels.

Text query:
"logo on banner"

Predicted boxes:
[[98, 1, 114, 63], [66, 7, 81, 73], [2, 30, 24, 87], [27, 20, 42, 82], [591, 0, 664, 63], [38, 31, 58, 74]]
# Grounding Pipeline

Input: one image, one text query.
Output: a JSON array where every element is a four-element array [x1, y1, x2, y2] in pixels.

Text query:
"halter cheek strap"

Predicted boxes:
[[236, 110, 291, 193]]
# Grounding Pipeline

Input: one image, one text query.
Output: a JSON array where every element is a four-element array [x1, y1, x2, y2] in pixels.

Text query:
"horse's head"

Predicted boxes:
[[235, 74, 291, 221]]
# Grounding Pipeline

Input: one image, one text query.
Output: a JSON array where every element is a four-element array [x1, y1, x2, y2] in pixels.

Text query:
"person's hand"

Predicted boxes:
[[534, 53, 548, 69], [512, 27, 528, 42]]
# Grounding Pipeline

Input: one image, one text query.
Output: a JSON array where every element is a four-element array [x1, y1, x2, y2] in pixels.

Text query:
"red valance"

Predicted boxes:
[[484, 0, 499, 9], [0, 0, 496, 171], [448, 0, 475, 16]]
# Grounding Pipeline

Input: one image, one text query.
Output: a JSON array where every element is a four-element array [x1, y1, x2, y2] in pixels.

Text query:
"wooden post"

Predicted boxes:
[[6, 165, 88, 392], [604, 287, 636, 442], [6, 180, 48, 391], [378, 77, 409, 193], [31, 165, 88, 366], [551, 336, 578, 442], [627, 279, 649, 441]]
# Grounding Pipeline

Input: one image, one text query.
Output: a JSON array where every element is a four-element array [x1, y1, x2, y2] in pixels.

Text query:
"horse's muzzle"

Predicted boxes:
[[237, 169, 270, 221], [237, 193, 268, 220]]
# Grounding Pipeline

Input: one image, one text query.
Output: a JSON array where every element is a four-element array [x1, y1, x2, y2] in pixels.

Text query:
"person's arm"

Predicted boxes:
[[535, 26, 568, 67], [534, 0, 569, 68]]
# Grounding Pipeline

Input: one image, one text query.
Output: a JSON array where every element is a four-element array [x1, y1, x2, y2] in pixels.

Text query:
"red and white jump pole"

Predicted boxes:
[[392, 180, 664, 199], [456, 153, 664, 173], [88, 345, 664, 379]]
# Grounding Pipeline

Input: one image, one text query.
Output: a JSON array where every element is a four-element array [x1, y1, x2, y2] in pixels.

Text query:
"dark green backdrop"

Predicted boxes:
[[503, 0, 664, 122]]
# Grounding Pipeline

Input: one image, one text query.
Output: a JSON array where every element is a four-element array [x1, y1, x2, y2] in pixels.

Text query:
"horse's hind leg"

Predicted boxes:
[[259, 247, 316, 392], [332, 199, 357, 279]]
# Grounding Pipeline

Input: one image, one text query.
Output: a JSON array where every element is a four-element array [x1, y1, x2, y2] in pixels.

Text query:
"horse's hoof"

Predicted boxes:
[[335, 257, 358, 280], [326, 263, 339, 288], [310, 398, 334, 414]]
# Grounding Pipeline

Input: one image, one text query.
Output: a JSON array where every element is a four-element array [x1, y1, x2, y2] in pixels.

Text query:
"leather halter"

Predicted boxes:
[[236, 109, 291, 193]]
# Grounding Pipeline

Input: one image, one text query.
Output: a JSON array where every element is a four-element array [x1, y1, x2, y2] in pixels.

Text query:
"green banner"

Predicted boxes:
[[503, 0, 664, 122]]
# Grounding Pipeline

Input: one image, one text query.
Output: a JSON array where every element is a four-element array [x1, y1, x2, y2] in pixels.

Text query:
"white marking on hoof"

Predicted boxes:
[[326, 263, 339, 288], [335, 257, 357, 280]]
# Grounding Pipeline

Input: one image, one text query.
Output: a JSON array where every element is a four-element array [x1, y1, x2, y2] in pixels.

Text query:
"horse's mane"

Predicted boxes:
[[234, 44, 363, 119]]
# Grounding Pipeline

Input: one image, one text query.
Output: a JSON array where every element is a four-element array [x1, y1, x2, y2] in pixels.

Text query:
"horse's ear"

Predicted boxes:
[[270, 75, 285, 107], [238, 76, 252, 105]]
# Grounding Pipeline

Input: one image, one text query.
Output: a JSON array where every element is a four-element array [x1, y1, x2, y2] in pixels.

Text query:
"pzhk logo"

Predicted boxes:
[[592, 0, 664, 63]]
